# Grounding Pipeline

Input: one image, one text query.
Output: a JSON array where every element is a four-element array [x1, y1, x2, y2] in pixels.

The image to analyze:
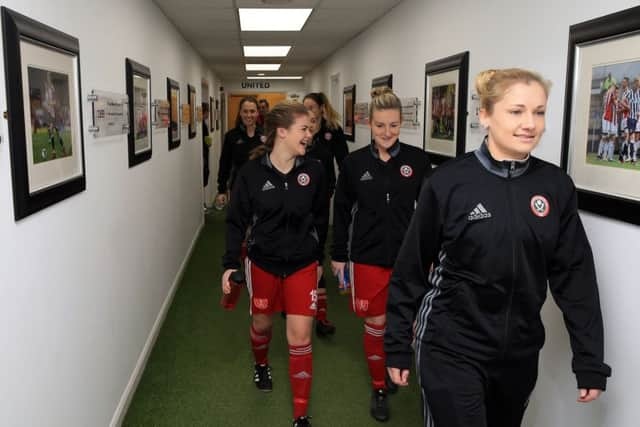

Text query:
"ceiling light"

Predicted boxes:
[[243, 46, 291, 57], [239, 8, 312, 31], [247, 76, 303, 80], [246, 64, 281, 71], [257, 73, 265, 76]]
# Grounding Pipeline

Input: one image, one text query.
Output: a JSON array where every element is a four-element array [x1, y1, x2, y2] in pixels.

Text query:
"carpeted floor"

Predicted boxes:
[[123, 210, 423, 427]]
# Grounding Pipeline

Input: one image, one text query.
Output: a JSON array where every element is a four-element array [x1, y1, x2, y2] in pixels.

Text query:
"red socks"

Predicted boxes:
[[364, 322, 386, 390], [250, 324, 272, 365], [289, 343, 313, 419]]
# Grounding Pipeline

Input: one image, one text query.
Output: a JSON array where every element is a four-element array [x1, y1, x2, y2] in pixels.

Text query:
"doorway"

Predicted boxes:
[[227, 92, 287, 129]]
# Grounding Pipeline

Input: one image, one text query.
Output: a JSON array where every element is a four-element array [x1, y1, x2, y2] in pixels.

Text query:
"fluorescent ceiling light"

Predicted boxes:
[[247, 76, 303, 80], [243, 46, 291, 57], [239, 8, 312, 31], [246, 64, 281, 71], [257, 73, 265, 76]]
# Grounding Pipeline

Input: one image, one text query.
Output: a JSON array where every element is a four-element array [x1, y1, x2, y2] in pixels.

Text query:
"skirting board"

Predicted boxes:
[[109, 220, 204, 426]]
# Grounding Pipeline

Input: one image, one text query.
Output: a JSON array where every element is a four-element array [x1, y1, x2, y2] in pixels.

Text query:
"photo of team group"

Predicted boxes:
[[588, 61, 640, 170], [28, 66, 73, 164], [430, 83, 455, 140], [133, 74, 150, 153]]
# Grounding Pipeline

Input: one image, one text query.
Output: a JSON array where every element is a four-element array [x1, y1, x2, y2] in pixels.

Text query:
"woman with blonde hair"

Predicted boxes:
[[385, 68, 611, 427], [222, 101, 328, 427], [331, 87, 432, 422]]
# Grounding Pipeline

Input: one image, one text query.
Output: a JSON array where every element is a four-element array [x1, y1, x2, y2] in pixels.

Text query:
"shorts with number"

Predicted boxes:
[[601, 119, 616, 135], [246, 259, 318, 316], [350, 263, 392, 317]]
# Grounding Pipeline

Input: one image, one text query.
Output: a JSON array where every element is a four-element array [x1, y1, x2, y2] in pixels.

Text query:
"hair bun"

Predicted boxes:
[[371, 87, 393, 98]]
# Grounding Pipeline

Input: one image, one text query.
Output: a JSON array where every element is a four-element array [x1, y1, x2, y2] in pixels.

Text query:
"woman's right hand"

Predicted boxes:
[[215, 193, 227, 207], [221, 269, 237, 294], [330, 260, 346, 278], [387, 367, 410, 387]]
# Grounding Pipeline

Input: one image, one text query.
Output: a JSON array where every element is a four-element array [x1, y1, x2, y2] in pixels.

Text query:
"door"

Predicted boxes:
[[227, 92, 287, 130]]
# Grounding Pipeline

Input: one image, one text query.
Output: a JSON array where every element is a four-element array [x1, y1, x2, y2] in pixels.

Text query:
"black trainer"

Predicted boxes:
[[315, 319, 336, 337], [253, 364, 272, 392], [385, 372, 398, 395], [292, 415, 312, 427], [370, 388, 389, 422]]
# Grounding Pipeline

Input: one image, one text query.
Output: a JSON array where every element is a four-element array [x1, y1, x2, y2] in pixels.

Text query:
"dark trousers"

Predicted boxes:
[[419, 347, 538, 427]]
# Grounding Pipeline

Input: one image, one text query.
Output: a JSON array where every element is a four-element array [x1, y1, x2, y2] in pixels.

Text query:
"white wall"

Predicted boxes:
[[306, 0, 638, 426], [0, 0, 221, 425]]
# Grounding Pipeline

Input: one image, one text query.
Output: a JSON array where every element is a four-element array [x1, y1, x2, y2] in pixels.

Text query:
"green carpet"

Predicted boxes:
[[123, 210, 423, 426]]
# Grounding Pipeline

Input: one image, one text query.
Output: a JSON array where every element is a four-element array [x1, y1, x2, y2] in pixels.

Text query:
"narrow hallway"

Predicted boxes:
[[123, 211, 423, 426]]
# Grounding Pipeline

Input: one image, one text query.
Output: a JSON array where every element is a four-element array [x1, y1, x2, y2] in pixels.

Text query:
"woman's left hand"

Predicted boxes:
[[577, 388, 602, 403], [316, 265, 323, 285]]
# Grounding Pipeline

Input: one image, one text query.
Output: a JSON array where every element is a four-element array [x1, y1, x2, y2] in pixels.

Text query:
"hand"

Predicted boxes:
[[577, 388, 602, 403], [221, 269, 237, 294], [215, 193, 227, 207], [387, 367, 410, 387], [317, 265, 323, 285], [331, 260, 346, 277]]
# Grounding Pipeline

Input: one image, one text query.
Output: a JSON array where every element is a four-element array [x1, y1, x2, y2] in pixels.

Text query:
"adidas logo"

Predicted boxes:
[[261, 180, 275, 191], [467, 203, 492, 221], [360, 171, 373, 181], [293, 371, 312, 379]]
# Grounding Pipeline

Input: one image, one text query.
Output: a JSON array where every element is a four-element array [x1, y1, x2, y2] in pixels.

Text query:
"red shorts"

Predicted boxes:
[[350, 262, 392, 317], [246, 258, 318, 317]]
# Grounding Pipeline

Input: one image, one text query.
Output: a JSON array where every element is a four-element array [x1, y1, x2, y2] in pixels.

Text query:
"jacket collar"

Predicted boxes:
[[261, 152, 305, 172], [474, 137, 530, 178], [369, 140, 401, 160]]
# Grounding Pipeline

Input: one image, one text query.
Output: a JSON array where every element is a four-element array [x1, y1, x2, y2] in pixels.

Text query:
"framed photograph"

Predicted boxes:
[[2, 7, 86, 220], [209, 96, 214, 131], [343, 85, 355, 142], [423, 51, 469, 165], [372, 74, 392, 90], [126, 58, 151, 167], [215, 98, 220, 131], [561, 5, 640, 225], [167, 78, 180, 150], [188, 84, 196, 139]]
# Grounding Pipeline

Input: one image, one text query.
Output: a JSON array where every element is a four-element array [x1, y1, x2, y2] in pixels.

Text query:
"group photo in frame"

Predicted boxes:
[[167, 78, 180, 150], [126, 58, 151, 167], [343, 85, 355, 142], [561, 5, 640, 225], [423, 51, 469, 165], [2, 6, 86, 220], [188, 84, 196, 139]]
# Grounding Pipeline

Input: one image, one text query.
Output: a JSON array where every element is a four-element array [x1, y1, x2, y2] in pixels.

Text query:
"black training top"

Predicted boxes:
[[217, 125, 263, 193]]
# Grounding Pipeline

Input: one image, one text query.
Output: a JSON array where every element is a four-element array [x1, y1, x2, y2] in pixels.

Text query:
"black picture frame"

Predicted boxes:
[[423, 51, 469, 165], [372, 74, 393, 90], [561, 6, 640, 225], [209, 96, 214, 131], [343, 85, 356, 142], [188, 84, 196, 139], [126, 58, 152, 167], [2, 6, 86, 220], [167, 77, 180, 150], [215, 98, 220, 131]]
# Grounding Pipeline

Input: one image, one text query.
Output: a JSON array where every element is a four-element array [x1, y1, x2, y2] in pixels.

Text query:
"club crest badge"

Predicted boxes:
[[260, 135, 267, 143], [530, 195, 550, 217], [324, 132, 332, 141], [297, 173, 310, 186], [400, 165, 413, 178]]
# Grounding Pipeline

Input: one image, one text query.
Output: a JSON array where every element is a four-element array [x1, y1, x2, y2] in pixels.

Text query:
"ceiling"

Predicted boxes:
[[153, 0, 404, 81]]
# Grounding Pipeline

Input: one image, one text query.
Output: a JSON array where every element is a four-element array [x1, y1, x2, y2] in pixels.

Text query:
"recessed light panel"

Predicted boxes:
[[246, 64, 281, 71], [239, 8, 312, 31], [243, 46, 291, 57]]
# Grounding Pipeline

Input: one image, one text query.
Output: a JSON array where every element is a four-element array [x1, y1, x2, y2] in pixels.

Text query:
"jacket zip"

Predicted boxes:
[[501, 161, 517, 358]]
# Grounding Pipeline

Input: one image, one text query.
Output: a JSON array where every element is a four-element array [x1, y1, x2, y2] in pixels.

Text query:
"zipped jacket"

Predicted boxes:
[[306, 132, 336, 194], [331, 142, 432, 267], [223, 154, 328, 276], [217, 125, 263, 193], [385, 142, 612, 390], [318, 119, 349, 172]]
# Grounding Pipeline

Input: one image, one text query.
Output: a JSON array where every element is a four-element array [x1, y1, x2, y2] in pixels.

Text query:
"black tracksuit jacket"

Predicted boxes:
[[385, 142, 612, 390], [217, 125, 263, 193], [306, 132, 337, 195], [223, 154, 329, 276], [318, 120, 349, 174], [331, 142, 432, 267]]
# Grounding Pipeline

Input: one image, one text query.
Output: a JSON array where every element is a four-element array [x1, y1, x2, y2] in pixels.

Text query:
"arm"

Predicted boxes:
[[385, 180, 442, 371], [332, 128, 349, 171], [222, 172, 251, 271], [548, 179, 611, 392], [217, 131, 234, 193], [312, 165, 330, 264], [330, 161, 354, 263]]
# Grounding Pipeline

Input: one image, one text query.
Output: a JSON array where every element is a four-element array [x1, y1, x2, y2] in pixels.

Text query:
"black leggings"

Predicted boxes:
[[418, 347, 538, 427]]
